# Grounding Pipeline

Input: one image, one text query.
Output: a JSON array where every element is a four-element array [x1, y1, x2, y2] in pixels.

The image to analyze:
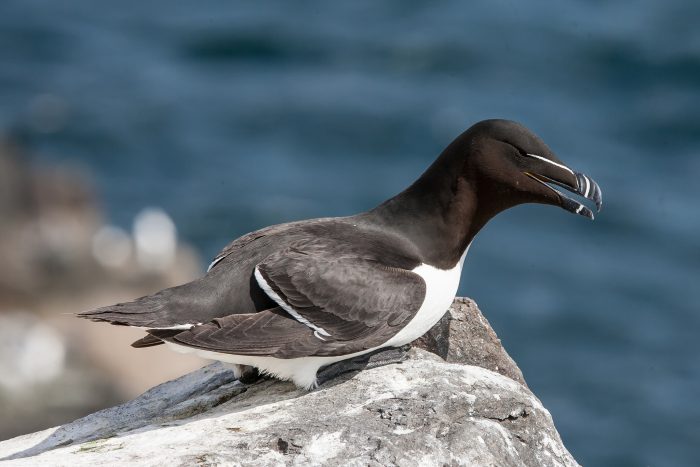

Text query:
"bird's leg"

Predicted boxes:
[[315, 345, 411, 386], [239, 365, 262, 384], [164, 364, 262, 417], [223, 363, 261, 384], [158, 364, 250, 420], [223, 363, 244, 380]]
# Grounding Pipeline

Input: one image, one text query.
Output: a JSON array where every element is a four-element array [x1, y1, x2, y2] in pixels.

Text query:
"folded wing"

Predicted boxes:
[[151, 244, 427, 358]]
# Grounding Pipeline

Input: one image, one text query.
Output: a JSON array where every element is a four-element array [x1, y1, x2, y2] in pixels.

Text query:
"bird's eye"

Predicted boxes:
[[504, 142, 528, 157]]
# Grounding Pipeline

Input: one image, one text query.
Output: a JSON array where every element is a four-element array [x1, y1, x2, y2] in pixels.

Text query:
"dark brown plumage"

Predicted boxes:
[[77, 119, 601, 387]]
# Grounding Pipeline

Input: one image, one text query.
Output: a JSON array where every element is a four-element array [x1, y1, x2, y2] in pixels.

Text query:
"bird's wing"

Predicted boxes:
[[254, 245, 426, 355], [207, 231, 267, 272], [151, 245, 426, 358], [149, 307, 326, 357]]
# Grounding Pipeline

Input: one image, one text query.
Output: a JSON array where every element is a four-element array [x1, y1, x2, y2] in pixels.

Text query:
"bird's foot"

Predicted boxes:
[[223, 363, 261, 385], [315, 345, 411, 387], [239, 366, 261, 384], [164, 364, 263, 418]]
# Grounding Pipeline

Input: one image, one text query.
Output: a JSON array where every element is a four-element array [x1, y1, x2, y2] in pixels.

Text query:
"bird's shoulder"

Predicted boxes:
[[209, 216, 423, 272]]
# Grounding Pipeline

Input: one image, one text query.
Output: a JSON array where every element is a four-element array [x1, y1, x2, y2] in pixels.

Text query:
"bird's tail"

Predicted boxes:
[[76, 278, 215, 329], [77, 293, 171, 328], [130, 333, 170, 348]]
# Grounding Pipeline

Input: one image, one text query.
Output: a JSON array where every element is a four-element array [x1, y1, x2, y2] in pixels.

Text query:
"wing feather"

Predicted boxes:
[[149, 308, 326, 358], [255, 244, 426, 351]]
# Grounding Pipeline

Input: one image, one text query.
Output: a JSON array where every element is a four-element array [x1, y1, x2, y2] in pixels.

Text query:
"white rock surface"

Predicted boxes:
[[0, 351, 578, 466], [0, 299, 579, 466]]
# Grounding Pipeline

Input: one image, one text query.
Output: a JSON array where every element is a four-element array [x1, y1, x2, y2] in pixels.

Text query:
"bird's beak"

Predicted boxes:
[[522, 154, 603, 220]]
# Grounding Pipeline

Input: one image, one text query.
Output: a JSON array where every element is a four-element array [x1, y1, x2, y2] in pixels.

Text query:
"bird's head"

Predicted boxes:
[[458, 119, 602, 219]]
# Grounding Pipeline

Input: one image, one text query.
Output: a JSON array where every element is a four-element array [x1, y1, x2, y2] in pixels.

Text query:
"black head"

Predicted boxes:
[[367, 119, 603, 268], [457, 119, 602, 219]]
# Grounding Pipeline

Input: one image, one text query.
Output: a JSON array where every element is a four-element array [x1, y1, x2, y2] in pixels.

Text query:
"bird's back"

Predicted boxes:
[[78, 214, 422, 330]]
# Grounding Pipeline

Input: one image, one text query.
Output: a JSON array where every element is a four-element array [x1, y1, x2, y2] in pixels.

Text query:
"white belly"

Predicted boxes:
[[383, 246, 468, 347], [166, 246, 469, 389], [165, 343, 367, 390]]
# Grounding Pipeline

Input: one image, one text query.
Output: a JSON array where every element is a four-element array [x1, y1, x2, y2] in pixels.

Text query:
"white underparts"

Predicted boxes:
[[164, 342, 371, 389], [222, 363, 244, 379], [382, 244, 469, 348], [165, 246, 470, 389], [254, 267, 331, 338]]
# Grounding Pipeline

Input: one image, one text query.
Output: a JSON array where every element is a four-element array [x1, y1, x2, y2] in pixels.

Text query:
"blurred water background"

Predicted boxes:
[[1, 1, 699, 465]]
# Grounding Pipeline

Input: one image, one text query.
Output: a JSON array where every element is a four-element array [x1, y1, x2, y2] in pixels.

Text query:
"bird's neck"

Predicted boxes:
[[366, 150, 505, 269]]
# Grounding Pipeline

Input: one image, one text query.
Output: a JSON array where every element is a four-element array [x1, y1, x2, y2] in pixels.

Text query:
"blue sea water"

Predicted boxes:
[[1, 1, 699, 464]]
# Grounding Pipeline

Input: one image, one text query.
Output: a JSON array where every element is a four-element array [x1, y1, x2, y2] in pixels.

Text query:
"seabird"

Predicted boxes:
[[78, 119, 602, 389]]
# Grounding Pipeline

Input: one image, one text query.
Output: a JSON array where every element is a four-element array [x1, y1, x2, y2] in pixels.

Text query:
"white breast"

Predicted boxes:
[[383, 245, 470, 348], [163, 245, 470, 390]]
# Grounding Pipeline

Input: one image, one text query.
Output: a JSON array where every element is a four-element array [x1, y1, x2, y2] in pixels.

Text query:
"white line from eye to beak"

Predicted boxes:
[[575, 205, 585, 214], [525, 153, 575, 176]]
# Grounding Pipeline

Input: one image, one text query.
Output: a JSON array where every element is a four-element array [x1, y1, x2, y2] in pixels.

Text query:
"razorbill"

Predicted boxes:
[[78, 119, 602, 389]]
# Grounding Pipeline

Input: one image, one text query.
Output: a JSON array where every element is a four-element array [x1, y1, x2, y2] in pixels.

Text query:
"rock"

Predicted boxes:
[[415, 297, 527, 386], [0, 311, 123, 441], [0, 299, 579, 466]]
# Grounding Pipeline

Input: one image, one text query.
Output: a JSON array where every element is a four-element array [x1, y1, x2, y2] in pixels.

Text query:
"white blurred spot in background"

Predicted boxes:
[[0, 312, 66, 392], [133, 207, 177, 271], [92, 225, 132, 269]]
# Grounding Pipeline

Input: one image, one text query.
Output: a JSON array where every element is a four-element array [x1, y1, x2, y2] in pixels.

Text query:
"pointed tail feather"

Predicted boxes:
[[77, 295, 170, 328], [131, 334, 166, 348], [76, 279, 218, 328]]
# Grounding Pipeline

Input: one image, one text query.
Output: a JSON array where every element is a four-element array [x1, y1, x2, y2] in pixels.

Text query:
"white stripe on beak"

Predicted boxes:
[[525, 153, 575, 176]]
